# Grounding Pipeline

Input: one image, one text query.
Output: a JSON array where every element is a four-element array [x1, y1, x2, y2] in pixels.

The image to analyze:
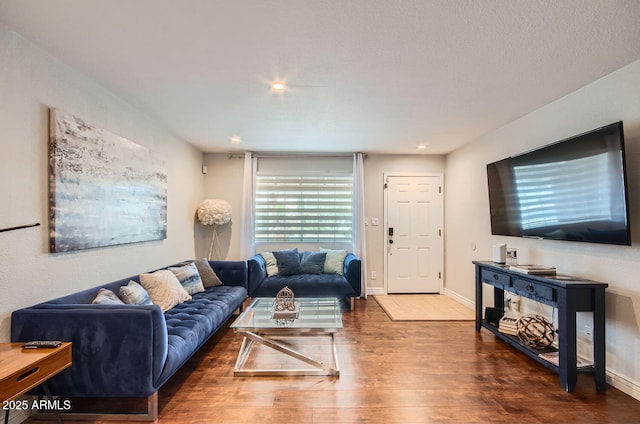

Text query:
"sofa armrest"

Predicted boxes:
[[344, 253, 362, 297], [209, 260, 248, 289], [11, 304, 167, 397], [247, 254, 267, 296]]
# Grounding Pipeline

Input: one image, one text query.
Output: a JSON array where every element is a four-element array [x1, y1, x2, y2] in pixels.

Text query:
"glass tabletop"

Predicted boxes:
[[230, 297, 343, 331]]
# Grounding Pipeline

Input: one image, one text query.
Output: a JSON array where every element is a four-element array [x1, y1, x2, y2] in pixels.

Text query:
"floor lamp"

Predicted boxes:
[[196, 199, 232, 260]]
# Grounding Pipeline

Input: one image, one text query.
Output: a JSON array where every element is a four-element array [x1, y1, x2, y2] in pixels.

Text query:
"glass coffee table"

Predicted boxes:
[[230, 297, 342, 376]]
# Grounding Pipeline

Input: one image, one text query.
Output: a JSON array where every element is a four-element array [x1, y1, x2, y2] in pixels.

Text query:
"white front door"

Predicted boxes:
[[385, 175, 443, 293]]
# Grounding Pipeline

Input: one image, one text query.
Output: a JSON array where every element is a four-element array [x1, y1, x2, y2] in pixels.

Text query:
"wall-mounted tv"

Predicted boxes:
[[486, 121, 631, 245]]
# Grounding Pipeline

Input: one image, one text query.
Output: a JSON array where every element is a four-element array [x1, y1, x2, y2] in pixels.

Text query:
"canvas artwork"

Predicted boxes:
[[49, 109, 167, 253]]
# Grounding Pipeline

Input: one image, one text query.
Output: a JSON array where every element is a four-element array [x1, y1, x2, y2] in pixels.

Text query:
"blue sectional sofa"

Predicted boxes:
[[247, 250, 361, 305], [10, 260, 248, 420]]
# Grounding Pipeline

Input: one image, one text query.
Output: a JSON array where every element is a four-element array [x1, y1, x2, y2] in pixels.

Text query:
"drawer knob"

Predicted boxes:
[[526, 284, 535, 293], [493, 274, 499, 280]]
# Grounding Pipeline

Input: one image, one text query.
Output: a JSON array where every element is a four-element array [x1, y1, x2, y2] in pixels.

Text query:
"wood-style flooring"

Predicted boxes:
[[32, 297, 640, 423]]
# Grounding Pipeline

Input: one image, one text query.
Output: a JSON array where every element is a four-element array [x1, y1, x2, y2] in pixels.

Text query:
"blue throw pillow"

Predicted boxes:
[[301, 251, 327, 274], [272, 248, 302, 276], [169, 262, 205, 295], [119, 280, 153, 305]]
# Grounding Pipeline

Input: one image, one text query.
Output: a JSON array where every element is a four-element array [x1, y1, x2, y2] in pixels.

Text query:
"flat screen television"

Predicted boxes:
[[486, 121, 631, 245]]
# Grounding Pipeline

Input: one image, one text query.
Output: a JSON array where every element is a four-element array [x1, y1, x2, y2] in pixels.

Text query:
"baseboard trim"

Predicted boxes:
[[443, 288, 474, 310], [607, 369, 640, 400], [365, 287, 386, 296]]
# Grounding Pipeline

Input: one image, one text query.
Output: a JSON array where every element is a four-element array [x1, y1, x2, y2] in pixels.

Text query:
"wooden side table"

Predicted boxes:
[[0, 342, 72, 424]]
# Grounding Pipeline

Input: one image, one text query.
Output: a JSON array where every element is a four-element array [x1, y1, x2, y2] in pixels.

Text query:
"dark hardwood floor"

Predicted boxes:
[[33, 297, 640, 423]]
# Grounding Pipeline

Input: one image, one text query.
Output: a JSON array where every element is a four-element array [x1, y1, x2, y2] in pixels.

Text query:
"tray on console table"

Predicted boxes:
[[473, 261, 607, 393]]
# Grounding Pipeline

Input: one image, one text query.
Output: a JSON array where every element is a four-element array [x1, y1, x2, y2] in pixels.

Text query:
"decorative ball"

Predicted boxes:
[[196, 199, 232, 226], [517, 314, 555, 349]]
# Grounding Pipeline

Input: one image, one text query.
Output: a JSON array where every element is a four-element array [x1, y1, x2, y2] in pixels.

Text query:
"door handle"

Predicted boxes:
[[388, 227, 394, 236]]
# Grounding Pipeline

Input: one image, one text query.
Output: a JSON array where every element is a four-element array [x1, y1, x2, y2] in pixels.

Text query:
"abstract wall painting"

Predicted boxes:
[[49, 108, 167, 253]]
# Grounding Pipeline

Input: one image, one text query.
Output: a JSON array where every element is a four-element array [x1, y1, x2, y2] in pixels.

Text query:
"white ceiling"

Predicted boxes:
[[2, 1, 640, 155]]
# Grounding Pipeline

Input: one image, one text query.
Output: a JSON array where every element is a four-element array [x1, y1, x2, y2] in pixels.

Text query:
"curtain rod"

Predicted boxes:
[[227, 153, 367, 159]]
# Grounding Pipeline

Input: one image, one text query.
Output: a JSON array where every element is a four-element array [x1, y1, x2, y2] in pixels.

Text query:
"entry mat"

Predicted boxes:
[[374, 294, 475, 321]]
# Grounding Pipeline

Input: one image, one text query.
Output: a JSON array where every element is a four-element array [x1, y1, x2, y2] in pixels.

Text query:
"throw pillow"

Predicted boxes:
[[193, 258, 222, 288], [301, 251, 327, 274], [169, 262, 205, 295], [260, 252, 279, 276], [140, 270, 192, 312], [92, 288, 125, 305], [320, 248, 348, 275], [119, 281, 153, 305], [272, 249, 302, 276]]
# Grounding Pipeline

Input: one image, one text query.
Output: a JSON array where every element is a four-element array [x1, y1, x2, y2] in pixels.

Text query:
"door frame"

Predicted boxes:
[[383, 172, 444, 294]]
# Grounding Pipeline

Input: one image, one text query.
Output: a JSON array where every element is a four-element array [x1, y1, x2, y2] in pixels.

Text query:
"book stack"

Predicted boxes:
[[508, 264, 557, 275], [498, 316, 519, 336], [538, 351, 593, 369]]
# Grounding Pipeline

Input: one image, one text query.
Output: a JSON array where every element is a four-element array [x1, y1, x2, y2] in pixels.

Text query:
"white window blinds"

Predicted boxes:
[[255, 171, 353, 244]]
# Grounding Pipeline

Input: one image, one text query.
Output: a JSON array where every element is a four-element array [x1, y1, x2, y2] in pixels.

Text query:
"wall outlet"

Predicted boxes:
[[371, 271, 377, 280]]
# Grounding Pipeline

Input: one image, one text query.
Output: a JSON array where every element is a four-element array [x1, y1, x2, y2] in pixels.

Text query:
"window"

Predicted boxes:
[[255, 173, 353, 243]]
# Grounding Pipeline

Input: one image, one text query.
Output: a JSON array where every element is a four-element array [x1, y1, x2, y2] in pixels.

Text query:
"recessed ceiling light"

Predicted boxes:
[[270, 80, 287, 93], [417, 144, 427, 150], [230, 135, 242, 144]]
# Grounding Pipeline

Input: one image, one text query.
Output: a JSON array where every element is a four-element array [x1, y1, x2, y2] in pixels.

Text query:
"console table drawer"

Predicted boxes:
[[512, 278, 555, 302], [481, 269, 510, 287]]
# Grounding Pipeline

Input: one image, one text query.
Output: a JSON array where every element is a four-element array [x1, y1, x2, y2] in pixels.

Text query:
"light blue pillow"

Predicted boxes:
[[92, 288, 124, 305], [169, 262, 205, 295], [119, 280, 152, 305], [320, 248, 348, 275], [301, 251, 327, 274]]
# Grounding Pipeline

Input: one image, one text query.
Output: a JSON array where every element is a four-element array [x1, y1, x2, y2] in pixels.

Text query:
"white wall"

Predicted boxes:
[[445, 59, 640, 398], [0, 24, 204, 342]]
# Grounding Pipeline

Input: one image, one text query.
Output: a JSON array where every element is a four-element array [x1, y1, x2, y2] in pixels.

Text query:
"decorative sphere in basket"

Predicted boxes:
[[517, 314, 555, 349]]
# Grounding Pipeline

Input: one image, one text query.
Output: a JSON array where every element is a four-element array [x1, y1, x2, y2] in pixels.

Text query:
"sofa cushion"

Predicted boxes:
[[194, 259, 222, 288], [260, 252, 279, 276], [92, 288, 125, 305], [253, 274, 357, 298], [140, 270, 192, 312], [156, 285, 247, 387], [301, 251, 327, 274], [119, 281, 153, 305], [169, 262, 205, 295], [273, 249, 302, 276], [320, 248, 348, 275]]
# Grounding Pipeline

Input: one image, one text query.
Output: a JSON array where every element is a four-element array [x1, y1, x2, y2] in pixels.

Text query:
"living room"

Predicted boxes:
[[2, 1, 640, 423]]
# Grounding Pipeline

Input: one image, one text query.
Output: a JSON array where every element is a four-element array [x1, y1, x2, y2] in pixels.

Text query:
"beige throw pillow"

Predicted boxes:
[[320, 248, 348, 275], [140, 270, 192, 312], [260, 252, 279, 276]]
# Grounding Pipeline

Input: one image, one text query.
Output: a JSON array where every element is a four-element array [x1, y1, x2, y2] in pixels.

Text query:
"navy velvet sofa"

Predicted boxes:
[[10, 260, 248, 420], [247, 252, 361, 306]]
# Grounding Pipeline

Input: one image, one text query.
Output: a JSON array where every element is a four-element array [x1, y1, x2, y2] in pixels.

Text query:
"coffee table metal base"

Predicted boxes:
[[233, 330, 340, 377]]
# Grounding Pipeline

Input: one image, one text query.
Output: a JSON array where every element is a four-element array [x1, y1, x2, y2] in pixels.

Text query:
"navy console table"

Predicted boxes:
[[473, 261, 607, 392]]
